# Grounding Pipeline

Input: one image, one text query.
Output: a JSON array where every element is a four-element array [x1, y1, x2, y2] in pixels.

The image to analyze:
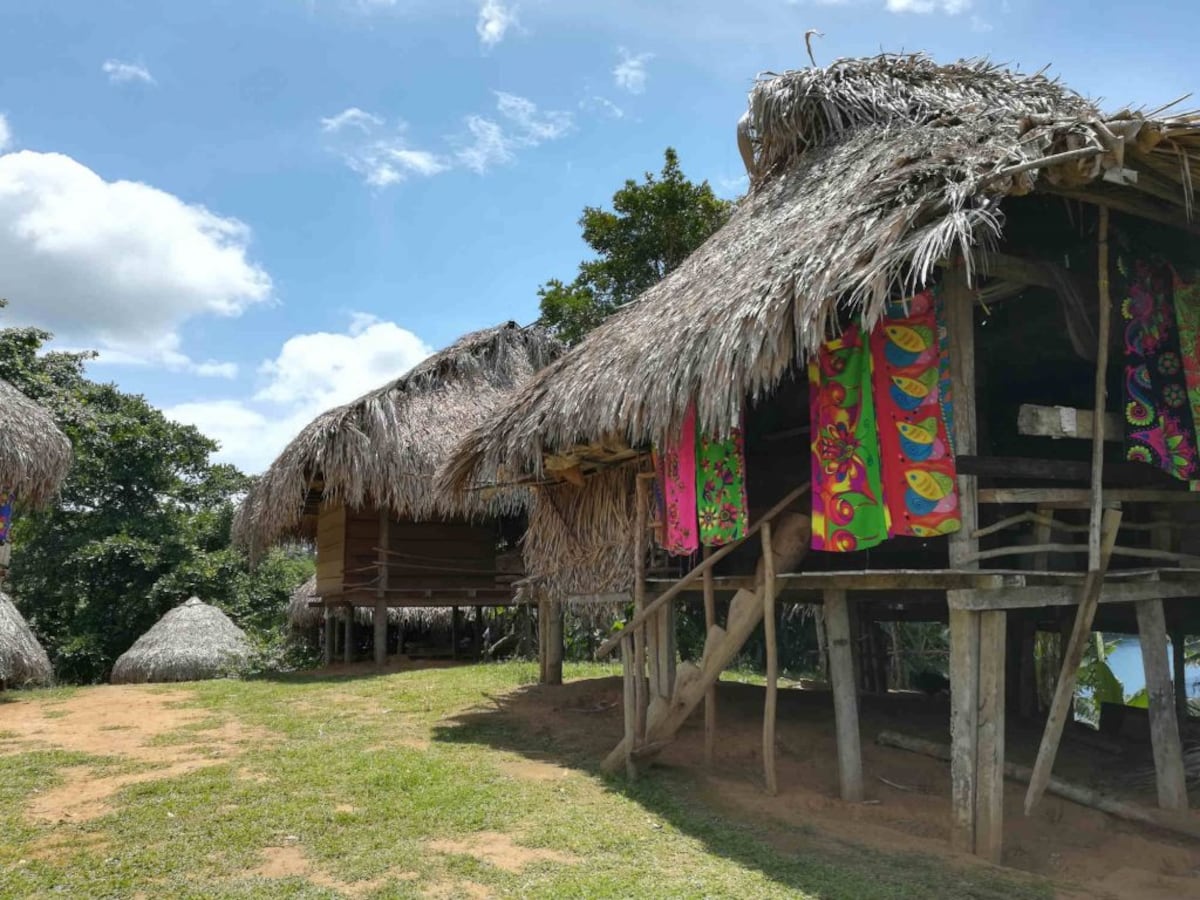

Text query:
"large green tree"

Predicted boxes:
[[0, 319, 311, 683], [538, 148, 732, 343]]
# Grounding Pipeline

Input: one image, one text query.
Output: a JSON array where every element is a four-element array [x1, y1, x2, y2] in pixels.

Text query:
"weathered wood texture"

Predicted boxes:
[[322, 606, 334, 666], [762, 522, 778, 795], [633, 473, 649, 742], [316, 503, 348, 596], [825, 589, 863, 802], [1135, 598, 1188, 811], [975, 610, 1006, 864], [1016, 404, 1121, 442], [702, 547, 717, 768]]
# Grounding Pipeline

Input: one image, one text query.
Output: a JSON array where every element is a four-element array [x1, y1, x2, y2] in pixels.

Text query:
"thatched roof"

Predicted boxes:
[[0, 378, 71, 507], [234, 322, 561, 558], [286, 575, 458, 632], [442, 54, 1200, 490], [110, 597, 252, 684], [0, 592, 52, 687]]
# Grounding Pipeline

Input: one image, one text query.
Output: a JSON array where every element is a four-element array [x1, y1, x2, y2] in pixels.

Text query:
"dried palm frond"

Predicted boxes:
[[0, 379, 71, 508], [0, 591, 52, 687], [110, 597, 252, 684]]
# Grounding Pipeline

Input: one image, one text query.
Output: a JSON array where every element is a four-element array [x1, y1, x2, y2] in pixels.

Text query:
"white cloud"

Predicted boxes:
[[614, 48, 652, 94], [456, 93, 573, 173], [456, 116, 512, 173], [495, 92, 572, 141], [885, 0, 969, 11], [0, 150, 272, 369], [102, 59, 155, 85], [476, 0, 517, 47], [0, 115, 11, 153], [970, 13, 992, 30], [320, 107, 384, 134], [583, 96, 625, 119], [88, 341, 239, 379], [166, 314, 434, 473]]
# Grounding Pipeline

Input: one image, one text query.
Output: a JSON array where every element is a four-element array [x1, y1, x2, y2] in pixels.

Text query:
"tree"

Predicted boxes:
[[538, 148, 733, 344], [0, 316, 311, 682]]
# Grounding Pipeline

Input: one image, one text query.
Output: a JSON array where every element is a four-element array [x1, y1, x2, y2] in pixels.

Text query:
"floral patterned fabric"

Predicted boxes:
[[696, 421, 748, 547], [870, 291, 962, 539], [1171, 273, 1200, 443], [808, 326, 889, 552], [658, 405, 700, 555], [1122, 263, 1200, 482]]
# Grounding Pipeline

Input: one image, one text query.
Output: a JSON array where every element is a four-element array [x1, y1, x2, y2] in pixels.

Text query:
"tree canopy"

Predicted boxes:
[[537, 148, 732, 344]]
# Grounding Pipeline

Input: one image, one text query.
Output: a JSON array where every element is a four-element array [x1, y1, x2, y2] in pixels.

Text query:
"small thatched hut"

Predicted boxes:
[[110, 597, 252, 684], [0, 591, 52, 687], [0, 378, 72, 509], [236, 322, 561, 668], [444, 54, 1200, 860]]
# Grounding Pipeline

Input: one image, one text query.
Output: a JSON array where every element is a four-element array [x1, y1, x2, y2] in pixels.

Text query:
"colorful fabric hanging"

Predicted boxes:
[[1122, 262, 1200, 482], [696, 419, 748, 547], [659, 405, 700, 555], [934, 288, 956, 454], [808, 326, 889, 552], [0, 490, 12, 544], [1170, 273, 1200, 434], [870, 290, 962, 539]]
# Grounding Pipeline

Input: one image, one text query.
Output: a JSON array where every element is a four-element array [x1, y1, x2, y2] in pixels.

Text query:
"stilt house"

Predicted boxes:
[[236, 322, 560, 665], [442, 56, 1200, 861]]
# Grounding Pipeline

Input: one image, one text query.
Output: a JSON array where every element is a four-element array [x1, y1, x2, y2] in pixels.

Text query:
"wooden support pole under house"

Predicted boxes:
[[761, 521, 779, 795], [633, 472, 650, 741], [825, 589, 863, 803], [1135, 598, 1189, 811], [702, 546, 717, 768]]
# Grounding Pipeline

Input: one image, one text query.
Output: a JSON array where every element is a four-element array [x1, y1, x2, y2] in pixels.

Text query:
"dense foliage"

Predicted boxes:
[[0, 318, 311, 683], [537, 148, 732, 344]]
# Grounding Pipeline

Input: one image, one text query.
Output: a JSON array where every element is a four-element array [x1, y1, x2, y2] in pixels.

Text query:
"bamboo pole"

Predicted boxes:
[[596, 482, 810, 660], [762, 521, 778, 795], [703, 546, 717, 768]]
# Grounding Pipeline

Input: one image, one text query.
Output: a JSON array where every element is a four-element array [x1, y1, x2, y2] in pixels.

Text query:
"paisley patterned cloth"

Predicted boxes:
[[0, 490, 12, 544], [870, 291, 962, 539], [808, 326, 889, 551], [1171, 273, 1200, 439], [658, 405, 700, 555], [696, 420, 748, 547], [1122, 262, 1200, 482]]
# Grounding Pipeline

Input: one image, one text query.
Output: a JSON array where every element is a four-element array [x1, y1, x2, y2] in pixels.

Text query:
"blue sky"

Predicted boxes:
[[2, 0, 1198, 472]]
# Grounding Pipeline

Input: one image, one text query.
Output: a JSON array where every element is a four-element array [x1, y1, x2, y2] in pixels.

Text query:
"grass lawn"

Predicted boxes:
[[0, 662, 1051, 899]]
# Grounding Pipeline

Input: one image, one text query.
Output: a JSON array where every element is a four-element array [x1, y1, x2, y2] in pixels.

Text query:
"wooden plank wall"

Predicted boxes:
[[343, 509, 502, 592], [316, 503, 348, 596]]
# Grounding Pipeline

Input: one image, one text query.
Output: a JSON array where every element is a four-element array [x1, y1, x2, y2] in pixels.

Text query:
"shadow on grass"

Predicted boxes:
[[429, 677, 1050, 900]]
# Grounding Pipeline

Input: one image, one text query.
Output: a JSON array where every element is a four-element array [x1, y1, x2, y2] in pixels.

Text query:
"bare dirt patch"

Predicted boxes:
[[250, 845, 415, 897], [426, 831, 577, 873], [0, 685, 267, 823]]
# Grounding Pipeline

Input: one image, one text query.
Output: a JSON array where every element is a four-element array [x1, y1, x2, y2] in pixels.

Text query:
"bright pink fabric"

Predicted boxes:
[[662, 405, 699, 555]]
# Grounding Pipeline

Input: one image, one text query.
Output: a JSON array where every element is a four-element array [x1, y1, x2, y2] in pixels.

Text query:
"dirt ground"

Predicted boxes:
[[488, 677, 1200, 900]]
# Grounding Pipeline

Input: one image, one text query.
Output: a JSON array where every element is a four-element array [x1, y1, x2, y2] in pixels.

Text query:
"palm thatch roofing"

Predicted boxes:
[[0, 378, 71, 507], [0, 591, 52, 687], [287, 575, 461, 633], [110, 597, 252, 684], [235, 322, 562, 558], [442, 54, 1200, 491]]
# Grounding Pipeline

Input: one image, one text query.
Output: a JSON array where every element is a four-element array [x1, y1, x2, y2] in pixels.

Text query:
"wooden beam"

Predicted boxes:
[[825, 589, 864, 803], [702, 546, 717, 768], [1024, 507, 1123, 814], [975, 610, 1007, 865], [1041, 184, 1200, 238], [950, 577, 1200, 610], [762, 521, 779, 796], [949, 607, 981, 853], [621, 635, 637, 781], [595, 482, 811, 659], [1089, 208, 1113, 570], [1017, 404, 1121, 442], [1135, 598, 1189, 811], [956, 454, 1177, 487], [546, 600, 564, 685], [978, 487, 1194, 505]]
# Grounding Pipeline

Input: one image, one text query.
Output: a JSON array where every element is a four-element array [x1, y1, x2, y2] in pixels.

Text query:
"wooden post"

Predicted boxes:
[[451, 606, 459, 659], [633, 473, 650, 741], [1172, 630, 1189, 727], [547, 599, 564, 686], [945, 258, 983, 854], [323, 605, 334, 667], [343, 605, 354, 664], [653, 604, 677, 700], [537, 598, 549, 683], [825, 589, 863, 803], [975, 610, 1007, 865], [1026, 210, 1117, 815], [375, 509, 389, 667], [762, 521, 779, 795], [702, 546, 717, 768], [473, 606, 483, 660], [621, 634, 637, 780], [1135, 599, 1188, 811]]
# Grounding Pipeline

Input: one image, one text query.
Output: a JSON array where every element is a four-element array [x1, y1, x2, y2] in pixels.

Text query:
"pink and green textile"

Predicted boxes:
[[696, 421, 748, 547]]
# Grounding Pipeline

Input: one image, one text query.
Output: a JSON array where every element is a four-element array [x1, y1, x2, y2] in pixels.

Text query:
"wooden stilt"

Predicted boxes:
[[633, 474, 650, 742], [375, 509, 389, 667], [702, 546, 717, 768], [451, 606, 459, 659], [653, 602, 677, 700], [373, 599, 387, 667], [825, 589, 863, 802], [537, 598, 549, 683], [762, 521, 779, 796], [949, 608, 981, 853], [547, 600, 564, 686], [322, 605, 334, 667], [975, 610, 1007, 864], [343, 605, 354, 664], [1172, 630, 1189, 726], [1135, 598, 1188, 811], [473, 606, 483, 660], [621, 635, 637, 781]]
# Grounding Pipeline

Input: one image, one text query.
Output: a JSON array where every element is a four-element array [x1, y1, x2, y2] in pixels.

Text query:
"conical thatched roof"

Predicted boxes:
[[0, 591, 52, 687], [234, 322, 561, 558], [286, 576, 456, 633], [441, 53, 1200, 491], [110, 597, 252, 684], [0, 378, 71, 507]]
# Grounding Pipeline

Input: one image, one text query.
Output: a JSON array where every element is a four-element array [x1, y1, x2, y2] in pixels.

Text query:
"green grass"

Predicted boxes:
[[0, 662, 1051, 899]]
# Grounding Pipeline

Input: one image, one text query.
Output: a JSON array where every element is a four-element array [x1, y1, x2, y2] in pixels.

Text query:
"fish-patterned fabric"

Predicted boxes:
[[658, 405, 700, 555], [1123, 262, 1200, 483], [870, 291, 962, 539], [808, 326, 889, 551], [696, 420, 748, 547]]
